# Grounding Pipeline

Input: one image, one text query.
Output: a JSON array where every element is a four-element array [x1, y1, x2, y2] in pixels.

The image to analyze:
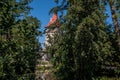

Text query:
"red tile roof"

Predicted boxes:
[[46, 13, 58, 28]]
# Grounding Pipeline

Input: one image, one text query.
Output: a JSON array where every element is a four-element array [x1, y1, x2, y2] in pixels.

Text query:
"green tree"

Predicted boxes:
[[105, 0, 120, 76], [100, 0, 120, 76], [47, 0, 113, 80], [0, 0, 41, 79], [108, 0, 120, 50]]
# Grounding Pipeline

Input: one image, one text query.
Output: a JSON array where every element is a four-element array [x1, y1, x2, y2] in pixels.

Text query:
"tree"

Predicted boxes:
[[0, 0, 41, 79], [108, 0, 120, 50], [106, 0, 120, 76], [47, 0, 114, 80]]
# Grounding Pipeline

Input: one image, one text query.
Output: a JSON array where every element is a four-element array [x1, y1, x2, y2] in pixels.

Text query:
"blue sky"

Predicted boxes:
[[29, 0, 113, 48], [29, 0, 57, 47]]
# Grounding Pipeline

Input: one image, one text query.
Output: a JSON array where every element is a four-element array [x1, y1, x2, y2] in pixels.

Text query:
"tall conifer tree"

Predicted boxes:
[[104, 0, 120, 76], [47, 0, 113, 80], [0, 0, 41, 79]]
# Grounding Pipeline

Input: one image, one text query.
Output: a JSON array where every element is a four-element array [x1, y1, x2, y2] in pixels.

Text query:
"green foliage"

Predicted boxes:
[[103, 0, 120, 75], [0, 0, 41, 79], [47, 0, 116, 80]]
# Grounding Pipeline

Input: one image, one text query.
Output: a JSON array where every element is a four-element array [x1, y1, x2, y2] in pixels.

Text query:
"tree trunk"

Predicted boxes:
[[109, 0, 120, 50]]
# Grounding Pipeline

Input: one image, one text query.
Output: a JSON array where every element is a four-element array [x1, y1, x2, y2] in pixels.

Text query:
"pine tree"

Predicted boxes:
[[47, 0, 113, 80], [108, 0, 120, 50], [0, 0, 41, 79], [104, 0, 120, 76]]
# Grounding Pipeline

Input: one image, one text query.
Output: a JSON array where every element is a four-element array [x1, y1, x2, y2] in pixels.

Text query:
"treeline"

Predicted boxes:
[[47, 0, 120, 80], [0, 0, 41, 80]]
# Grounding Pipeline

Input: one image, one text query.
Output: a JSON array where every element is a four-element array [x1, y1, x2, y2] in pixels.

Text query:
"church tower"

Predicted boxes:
[[45, 13, 59, 48]]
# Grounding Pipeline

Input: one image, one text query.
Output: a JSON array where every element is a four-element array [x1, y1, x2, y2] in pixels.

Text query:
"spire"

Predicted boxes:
[[46, 13, 58, 28]]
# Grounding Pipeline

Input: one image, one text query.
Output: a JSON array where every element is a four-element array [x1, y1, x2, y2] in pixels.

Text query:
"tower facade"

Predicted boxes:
[[45, 13, 58, 47]]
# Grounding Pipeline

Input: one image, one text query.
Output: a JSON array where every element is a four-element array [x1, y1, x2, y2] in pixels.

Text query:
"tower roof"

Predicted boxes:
[[46, 13, 58, 28]]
